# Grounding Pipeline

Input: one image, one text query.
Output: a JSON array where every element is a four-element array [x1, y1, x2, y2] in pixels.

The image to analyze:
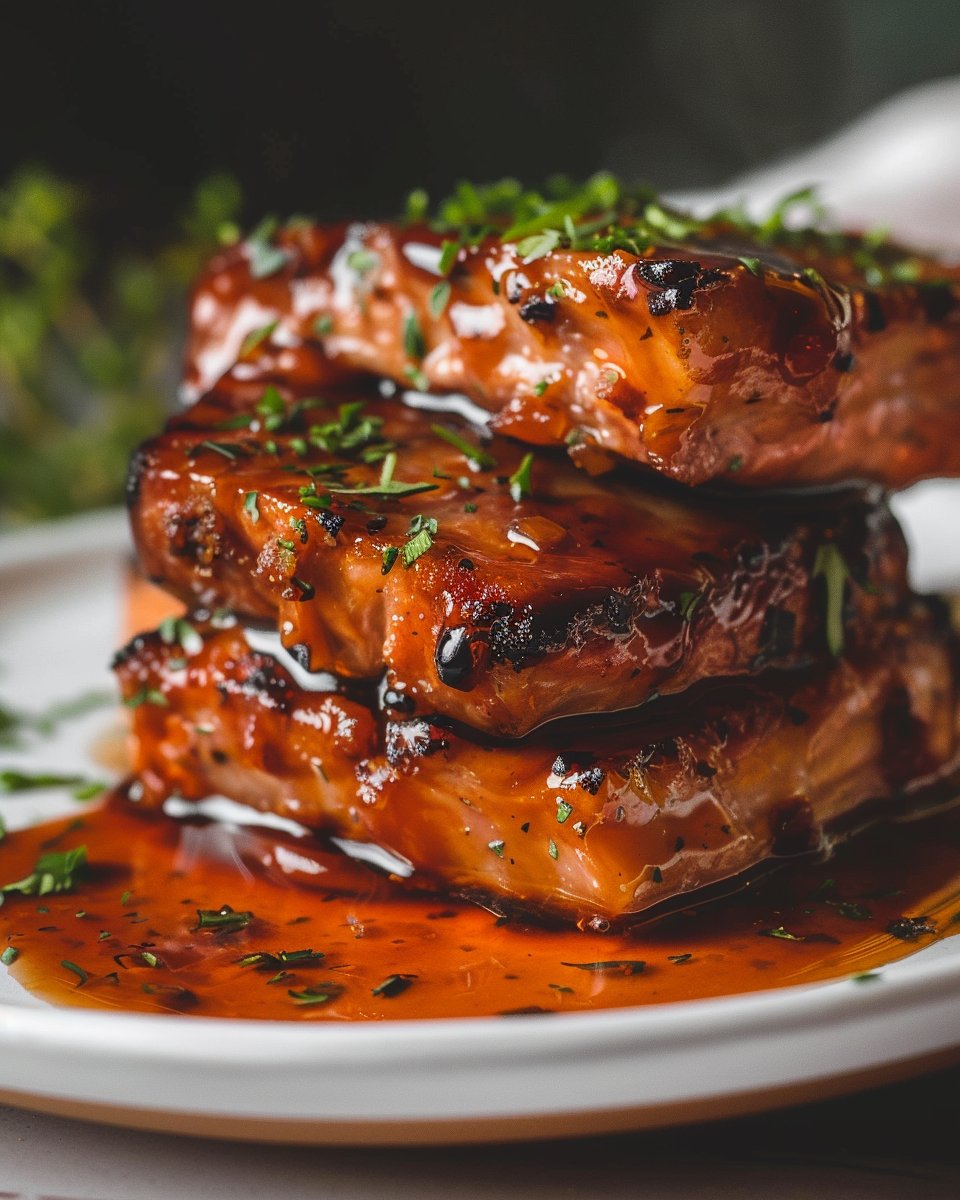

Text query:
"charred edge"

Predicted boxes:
[[125, 445, 152, 509], [637, 261, 726, 317], [518, 294, 557, 323], [318, 510, 345, 538]]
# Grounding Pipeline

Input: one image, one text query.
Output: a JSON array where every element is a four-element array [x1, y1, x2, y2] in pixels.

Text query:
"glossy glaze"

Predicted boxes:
[[113, 608, 960, 926], [2, 795, 959, 1021], [129, 389, 908, 737], [183, 220, 960, 488]]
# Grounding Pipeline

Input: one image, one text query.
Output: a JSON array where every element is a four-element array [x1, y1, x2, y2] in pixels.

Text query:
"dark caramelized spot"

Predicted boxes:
[[578, 767, 606, 794], [125, 446, 151, 508], [635, 260, 700, 287], [290, 643, 312, 669], [318, 510, 344, 537], [435, 626, 475, 690], [519, 294, 557, 323]]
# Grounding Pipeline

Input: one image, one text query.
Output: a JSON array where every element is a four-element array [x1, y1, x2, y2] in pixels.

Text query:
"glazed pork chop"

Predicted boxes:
[[127, 388, 909, 737], [114, 604, 960, 927], [183, 181, 960, 489]]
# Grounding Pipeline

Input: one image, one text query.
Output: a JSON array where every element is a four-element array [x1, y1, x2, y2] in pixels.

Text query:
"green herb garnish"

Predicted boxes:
[[1, 947, 19, 965], [195, 905, 253, 932], [239, 319, 279, 357], [123, 688, 168, 709], [508, 452, 535, 502], [401, 514, 438, 568], [403, 310, 426, 361], [429, 280, 451, 318], [431, 424, 497, 470], [61, 959, 89, 986], [244, 216, 290, 279], [759, 926, 805, 941], [813, 542, 851, 657], [372, 973, 416, 998], [239, 949, 325, 970], [288, 983, 343, 1007], [1, 846, 88, 900]]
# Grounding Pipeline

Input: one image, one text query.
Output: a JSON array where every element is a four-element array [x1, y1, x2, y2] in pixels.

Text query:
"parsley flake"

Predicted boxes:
[[508, 452, 535, 502]]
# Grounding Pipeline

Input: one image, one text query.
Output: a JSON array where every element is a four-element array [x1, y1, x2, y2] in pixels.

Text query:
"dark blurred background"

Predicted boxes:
[[6, 0, 960, 242], [1, 0, 959, 522]]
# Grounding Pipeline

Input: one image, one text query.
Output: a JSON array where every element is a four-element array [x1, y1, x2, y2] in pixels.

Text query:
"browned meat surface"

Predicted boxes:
[[128, 388, 908, 737], [183, 206, 960, 489], [114, 605, 960, 927]]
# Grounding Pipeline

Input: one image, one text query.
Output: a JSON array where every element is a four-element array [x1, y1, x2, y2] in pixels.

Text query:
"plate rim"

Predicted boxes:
[[1, 508, 959, 1136]]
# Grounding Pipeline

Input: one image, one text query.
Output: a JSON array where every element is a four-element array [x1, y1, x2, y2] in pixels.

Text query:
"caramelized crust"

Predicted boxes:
[[114, 609, 960, 927], [128, 390, 908, 737], [183, 221, 960, 488]]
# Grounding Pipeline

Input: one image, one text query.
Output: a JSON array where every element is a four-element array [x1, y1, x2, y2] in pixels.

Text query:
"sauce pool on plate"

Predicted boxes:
[[1, 791, 959, 1021]]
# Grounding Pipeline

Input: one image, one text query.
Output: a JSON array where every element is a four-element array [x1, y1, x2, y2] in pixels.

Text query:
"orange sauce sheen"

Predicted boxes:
[[1, 793, 959, 1021]]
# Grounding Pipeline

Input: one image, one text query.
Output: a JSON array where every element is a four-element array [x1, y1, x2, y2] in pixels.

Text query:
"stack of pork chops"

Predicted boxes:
[[116, 179, 960, 928]]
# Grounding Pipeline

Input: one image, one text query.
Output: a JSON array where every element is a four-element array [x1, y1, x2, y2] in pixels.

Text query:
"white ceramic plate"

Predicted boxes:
[[0, 503, 959, 1146]]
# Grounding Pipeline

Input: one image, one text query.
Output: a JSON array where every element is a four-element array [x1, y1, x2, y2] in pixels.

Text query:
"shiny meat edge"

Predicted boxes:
[[113, 605, 960, 928], [182, 220, 960, 489], [127, 389, 911, 737]]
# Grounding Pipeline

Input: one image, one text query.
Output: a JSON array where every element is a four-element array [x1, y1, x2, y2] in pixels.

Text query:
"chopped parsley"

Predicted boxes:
[[759, 925, 805, 941], [508, 452, 535, 502], [244, 216, 291, 279], [560, 960, 646, 975], [431, 424, 497, 470], [158, 616, 204, 656], [1, 845, 88, 900], [288, 984, 343, 1007], [372, 973, 416, 998], [677, 591, 702, 621], [238, 949, 325, 969], [400, 513, 438, 568], [438, 239, 460, 275], [0, 946, 18, 965], [346, 248, 379, 279], [313, 314, 334, 336], [429, 280, 451, 318], [813, 542, 851, 657], [123, 688, 169, 709], [403, 310, 426, 361], [195, 905, 253, 932], [186, 440, 246, 462], [61, 959, 89, 987], [239, 319, 279, 358]]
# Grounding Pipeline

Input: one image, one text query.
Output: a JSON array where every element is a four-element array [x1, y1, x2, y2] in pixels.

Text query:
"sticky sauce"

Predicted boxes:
[[1, 793, 958, 1021]]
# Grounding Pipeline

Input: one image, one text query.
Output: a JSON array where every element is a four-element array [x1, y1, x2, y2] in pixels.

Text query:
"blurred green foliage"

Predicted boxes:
[[0, 169, 242, 525]]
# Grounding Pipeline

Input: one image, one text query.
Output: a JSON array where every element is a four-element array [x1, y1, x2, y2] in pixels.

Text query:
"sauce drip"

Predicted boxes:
[[1, 793, 959, 1021]]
